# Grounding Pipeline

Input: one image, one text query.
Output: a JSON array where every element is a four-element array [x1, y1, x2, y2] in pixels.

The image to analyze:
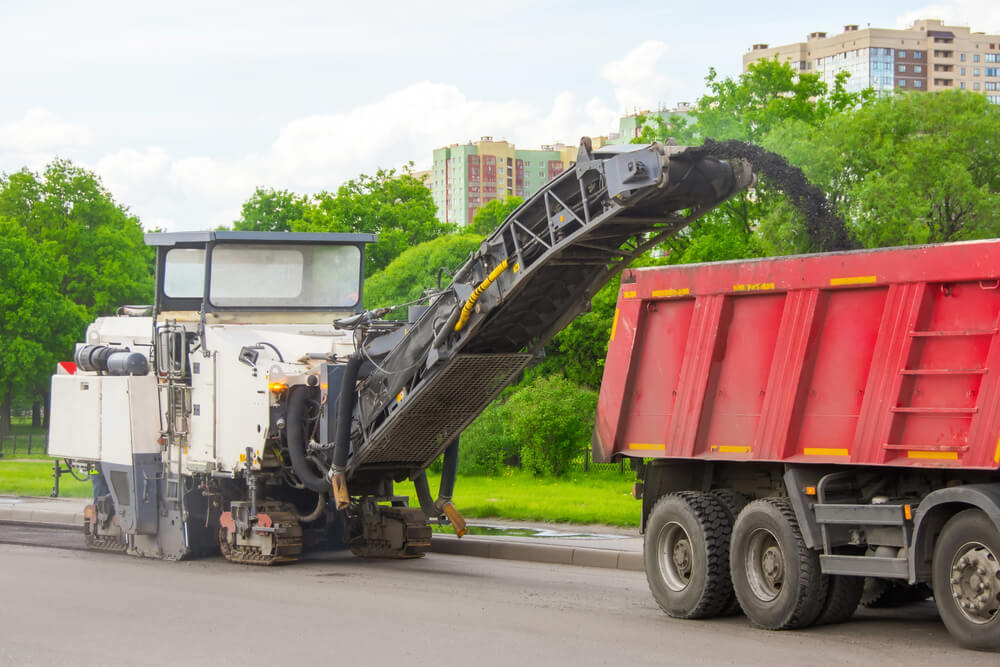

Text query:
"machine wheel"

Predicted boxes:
[[712, 489, 749, 616], [932, 509, 1000, 651], [730, 497, 828, 630], [644, 491, 733, 619]]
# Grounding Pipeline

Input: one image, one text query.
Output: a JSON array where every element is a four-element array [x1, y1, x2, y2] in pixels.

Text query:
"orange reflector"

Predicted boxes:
[[904, 504, 912, 520], [805, 486, 817, 496], [268, 381, 287, 393]]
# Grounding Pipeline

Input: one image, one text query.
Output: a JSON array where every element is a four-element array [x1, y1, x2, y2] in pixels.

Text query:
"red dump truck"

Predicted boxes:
[[594, 240, 1000, 649]]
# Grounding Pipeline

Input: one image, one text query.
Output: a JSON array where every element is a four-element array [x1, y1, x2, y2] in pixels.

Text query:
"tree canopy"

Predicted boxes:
[[364, 233, 483, 314], [0, 159, 154, 317], [232, 168, 453, 278], [233, 187, 308, 232], [0, 219, 85, 433], [470, 196, 523, 235]]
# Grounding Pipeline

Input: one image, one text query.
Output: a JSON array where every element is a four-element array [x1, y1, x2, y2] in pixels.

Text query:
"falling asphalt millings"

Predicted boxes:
[[685, 138, 856, 252]]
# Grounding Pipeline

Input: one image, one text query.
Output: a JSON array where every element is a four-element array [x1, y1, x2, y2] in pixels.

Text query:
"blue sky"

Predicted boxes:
[[0, 1, 996, 230]]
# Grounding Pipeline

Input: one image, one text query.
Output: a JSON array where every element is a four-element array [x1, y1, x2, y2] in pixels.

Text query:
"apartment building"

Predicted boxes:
[[743, 19, 1000, 100], [606, 104, 695, 144], [431, 137, 602, 227]]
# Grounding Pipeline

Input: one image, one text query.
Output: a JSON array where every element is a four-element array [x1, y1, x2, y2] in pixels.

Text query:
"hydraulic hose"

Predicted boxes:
[[333, 354, 362, 470], [293, 492, 327, 524], [437, 440, 459, 506], [412, 439, 459, 517], [330, 354, 362, 510], [287, 386, 330, 493], [412, 471, 438, 517]]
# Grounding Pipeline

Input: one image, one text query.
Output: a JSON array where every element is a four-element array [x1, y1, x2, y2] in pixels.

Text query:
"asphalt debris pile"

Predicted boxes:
[[686, 138, 856, 252]]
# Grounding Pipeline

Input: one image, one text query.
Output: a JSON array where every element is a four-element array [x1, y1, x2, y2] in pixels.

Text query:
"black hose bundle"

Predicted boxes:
[[286, 386, 329, 493]]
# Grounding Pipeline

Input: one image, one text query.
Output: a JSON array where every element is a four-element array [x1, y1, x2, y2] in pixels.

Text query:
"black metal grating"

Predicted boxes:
[[351, 353, 533, 470]]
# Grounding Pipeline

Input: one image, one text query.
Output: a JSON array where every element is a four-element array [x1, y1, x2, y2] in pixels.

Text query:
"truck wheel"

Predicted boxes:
[[730, 497, 828, 630], [932, 509, 1000, 651], [814, 574, 864, 625], [644, 492, 733, 619], [712, 489, 749, 616]]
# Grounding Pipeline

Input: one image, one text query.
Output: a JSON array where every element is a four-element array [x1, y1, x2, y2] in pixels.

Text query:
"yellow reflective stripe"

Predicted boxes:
[[803, 447, 849, 456], [733, 283, 775, 292], [623, 290, 637, 299], [711, 445, 751, 454], [651, 288, 690, 298], [830, 275, 877, 286], [628, 443, 665, 451], [907, 451, 959, 460], [994, 437, 1000, 464], [610, 307, 620, 342]]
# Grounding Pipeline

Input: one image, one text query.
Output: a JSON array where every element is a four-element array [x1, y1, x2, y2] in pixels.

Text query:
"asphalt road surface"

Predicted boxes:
[[0, 526, 996, 666]]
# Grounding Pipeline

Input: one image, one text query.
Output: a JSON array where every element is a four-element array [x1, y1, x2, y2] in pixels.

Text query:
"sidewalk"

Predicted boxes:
[[0, 495, 643, 572]]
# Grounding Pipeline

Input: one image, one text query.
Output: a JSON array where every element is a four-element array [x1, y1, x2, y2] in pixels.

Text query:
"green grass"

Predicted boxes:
[[397, 469, 640, 528], [0, 434, 641, 525], [0, 460, 92, 498]]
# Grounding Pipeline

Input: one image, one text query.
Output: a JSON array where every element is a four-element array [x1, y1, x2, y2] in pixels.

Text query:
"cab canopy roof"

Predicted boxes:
[[144, 231, 378, 246]]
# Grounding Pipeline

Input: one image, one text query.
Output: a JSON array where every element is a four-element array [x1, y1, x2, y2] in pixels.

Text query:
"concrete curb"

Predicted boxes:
[[0, 498, 645, 572], [430, 535, 643, 572]]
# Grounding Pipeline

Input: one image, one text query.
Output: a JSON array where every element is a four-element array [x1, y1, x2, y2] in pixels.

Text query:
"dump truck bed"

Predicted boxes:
[[594, 240, 1000, 470]]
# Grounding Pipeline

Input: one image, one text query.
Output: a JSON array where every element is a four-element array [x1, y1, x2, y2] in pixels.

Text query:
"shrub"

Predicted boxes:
[[458, 399, 519, 476], [505, 375, 598, 477]]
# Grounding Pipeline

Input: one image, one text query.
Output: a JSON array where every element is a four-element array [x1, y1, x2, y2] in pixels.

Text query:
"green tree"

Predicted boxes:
[[293, 167, 453, 277], [0, 220, 85, 435], [470, 196, 523, 235], [637, 60, 870, 259], [363, 234, 483, 314], [233, 187, 308, 231], [0, 159, 154, 317], [763, 89, 1000, 248]]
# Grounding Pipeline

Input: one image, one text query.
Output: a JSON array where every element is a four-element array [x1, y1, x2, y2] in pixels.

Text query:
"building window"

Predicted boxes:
[[975, 83, 981, 91], [914, 80, 922, 88], [960, 82, 966, 89], [899, 79, 907, 87], [974, 54, 980, 63], [986, 82, 996, 91], [899, 50, 907, 58], [961, 53, 967, 62], [913, 50, 922, 58], [988, 68, 1000, 77], [898, 64, 906, 72], [961, 67, 966, 75], [914, 65, 922, 73], [975, 68, 981, 76]]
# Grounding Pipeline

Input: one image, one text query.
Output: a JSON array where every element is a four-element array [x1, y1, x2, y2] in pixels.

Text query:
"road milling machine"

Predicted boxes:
[[48, 138, 755, 564]]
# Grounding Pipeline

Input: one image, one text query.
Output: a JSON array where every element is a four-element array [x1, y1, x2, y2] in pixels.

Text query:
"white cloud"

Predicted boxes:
[[601, 41, 679, 113], [0, 109, 93, 162], [80, 81, 622, 231], [6, 40, 675, 232], [897, 1, 1000, 32]]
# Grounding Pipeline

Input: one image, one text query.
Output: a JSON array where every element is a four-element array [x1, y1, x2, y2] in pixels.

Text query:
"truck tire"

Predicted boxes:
[[644, 492, 733, 619], [932, 509, 1000, 651], [730, 497, 828, 630], [814, 574, 864, 625], [861, 578, 932, 608], [712, 489, 749, 616]]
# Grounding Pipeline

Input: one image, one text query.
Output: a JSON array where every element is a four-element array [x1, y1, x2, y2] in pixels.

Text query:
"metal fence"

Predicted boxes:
[[0, 431, 48, 458]]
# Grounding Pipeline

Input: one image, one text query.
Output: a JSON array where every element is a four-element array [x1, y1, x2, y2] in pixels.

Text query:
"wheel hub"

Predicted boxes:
[[658, 521, 694, 592], [745, 528, 784, 602], [762, 545, 784, 584], [949, 542, 1000, 624]]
